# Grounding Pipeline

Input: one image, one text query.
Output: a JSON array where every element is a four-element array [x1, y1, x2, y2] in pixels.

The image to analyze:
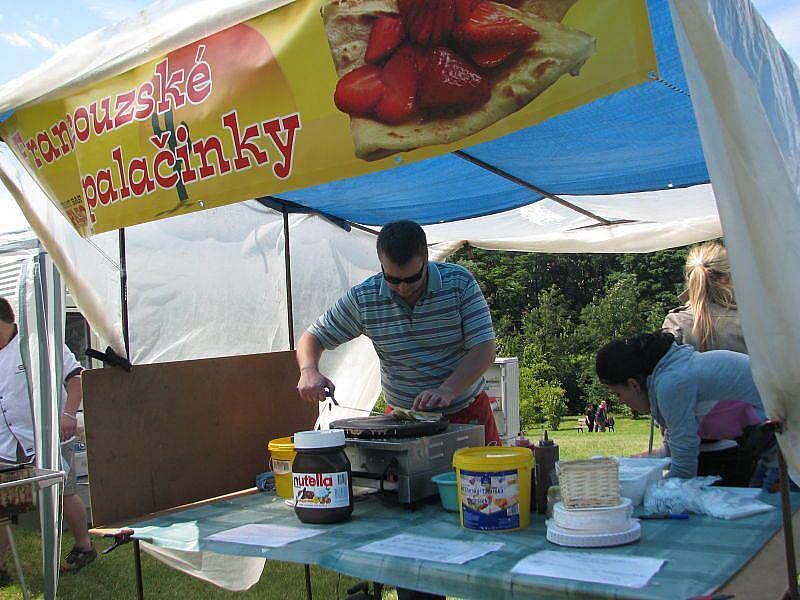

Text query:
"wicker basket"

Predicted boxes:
[[0, 467, 38, 518], [557, 458, 620, 509]]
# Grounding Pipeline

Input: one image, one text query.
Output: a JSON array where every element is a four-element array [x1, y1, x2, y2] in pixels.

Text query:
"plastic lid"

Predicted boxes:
[[453, 446, 533, 469], [267, 436, 295, 451], [294, 429, 346, 449]]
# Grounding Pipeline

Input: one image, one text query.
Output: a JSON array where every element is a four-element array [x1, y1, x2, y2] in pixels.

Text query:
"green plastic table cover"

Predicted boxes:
[[128, 491, 797, 599]]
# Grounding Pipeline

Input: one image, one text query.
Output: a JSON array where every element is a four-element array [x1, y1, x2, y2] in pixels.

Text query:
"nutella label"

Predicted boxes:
[[293, 471, 350, 509]]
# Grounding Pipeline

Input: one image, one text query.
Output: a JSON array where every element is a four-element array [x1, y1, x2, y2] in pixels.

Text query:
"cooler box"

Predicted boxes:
[[484, 357, 520, 446]]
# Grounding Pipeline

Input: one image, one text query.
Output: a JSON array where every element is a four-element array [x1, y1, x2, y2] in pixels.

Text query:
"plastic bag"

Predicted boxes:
[[644, 476, 775, 520], [644, 476, 719, 515], [699, 488, 775, 520]]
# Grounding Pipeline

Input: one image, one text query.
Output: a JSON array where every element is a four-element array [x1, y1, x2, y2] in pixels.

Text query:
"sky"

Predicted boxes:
[[0, 0, 798, 233]]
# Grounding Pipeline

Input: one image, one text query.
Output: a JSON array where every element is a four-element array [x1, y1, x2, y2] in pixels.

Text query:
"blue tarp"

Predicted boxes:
[[284, 0, 709, 226]]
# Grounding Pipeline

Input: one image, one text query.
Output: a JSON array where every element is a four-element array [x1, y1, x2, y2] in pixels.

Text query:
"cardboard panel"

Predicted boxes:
[[82, 351, 316, 527]]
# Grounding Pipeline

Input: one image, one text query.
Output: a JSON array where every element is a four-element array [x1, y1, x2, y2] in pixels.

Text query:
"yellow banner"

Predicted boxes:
[[0, 0, 656, 236]]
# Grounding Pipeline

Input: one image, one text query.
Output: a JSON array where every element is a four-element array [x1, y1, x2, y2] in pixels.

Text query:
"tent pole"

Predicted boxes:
[[452, 150, 613, 225], [778, 449, 799, 600], [133, 539, 144, 600], [118, 228, 131, 361], [282, 205, 295, 351], [282, 206, 312, 598]]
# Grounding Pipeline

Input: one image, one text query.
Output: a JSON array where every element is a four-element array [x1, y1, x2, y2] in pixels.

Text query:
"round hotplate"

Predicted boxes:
[[330, 415, 449, 439]]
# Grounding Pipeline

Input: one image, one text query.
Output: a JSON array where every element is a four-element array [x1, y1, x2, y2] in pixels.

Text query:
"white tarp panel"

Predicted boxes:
[[0, 230, 38, 315], [121, 201, 382, 423], [670, 0, 800, 480], [426, 184, 721, 256], [0, 147, 124, 354]]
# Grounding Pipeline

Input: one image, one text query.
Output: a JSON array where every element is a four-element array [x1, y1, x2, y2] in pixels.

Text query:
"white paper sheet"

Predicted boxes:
[[356, 534, 503, 565], [512, 550, 665, 589], [205, 524, 325, 548]]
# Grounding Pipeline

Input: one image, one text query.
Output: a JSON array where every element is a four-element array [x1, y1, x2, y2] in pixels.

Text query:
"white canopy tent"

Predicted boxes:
[[0, 0, 797, 594]]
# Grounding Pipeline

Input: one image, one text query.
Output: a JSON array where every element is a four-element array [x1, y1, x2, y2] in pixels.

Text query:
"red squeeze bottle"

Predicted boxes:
[[513, 433, 536, 512], [534, 430, 559, 515]]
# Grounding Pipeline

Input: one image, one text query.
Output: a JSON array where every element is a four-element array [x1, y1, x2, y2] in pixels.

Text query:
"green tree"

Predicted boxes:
[[450, 244, 689, 415], [519, 364, 568, 430]]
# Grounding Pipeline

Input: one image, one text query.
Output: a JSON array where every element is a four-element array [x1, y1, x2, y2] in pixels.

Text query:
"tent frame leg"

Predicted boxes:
[[304, 564, 313, 600], [133, 539, 144, 600], [779, 450, 799, 600], [6, 524, 29, 600]]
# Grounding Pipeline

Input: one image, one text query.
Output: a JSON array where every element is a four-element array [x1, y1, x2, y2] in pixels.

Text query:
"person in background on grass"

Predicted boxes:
[[596, 331, 773, 486], [607, 414, 615, 432], [596, 400, 608, 432], [585, 403, 596, 432], [0, 296, 96, 583], [297, 221, 497, 600]]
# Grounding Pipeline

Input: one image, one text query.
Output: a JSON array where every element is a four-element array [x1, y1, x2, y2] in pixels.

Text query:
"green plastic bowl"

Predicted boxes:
[[432, 471, 459, 512]]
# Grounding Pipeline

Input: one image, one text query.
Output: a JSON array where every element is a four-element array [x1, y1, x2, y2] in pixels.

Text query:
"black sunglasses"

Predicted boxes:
[[382, 262, 426, 285]]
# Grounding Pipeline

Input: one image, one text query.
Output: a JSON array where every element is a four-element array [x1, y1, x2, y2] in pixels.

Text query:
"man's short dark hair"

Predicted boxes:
[[0, 296, 14, 324], [377, 220, 427, 265]]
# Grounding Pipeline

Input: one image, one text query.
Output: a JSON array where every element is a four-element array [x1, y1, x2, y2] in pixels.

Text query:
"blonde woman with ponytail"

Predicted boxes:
[[662, 241, 747, 353]]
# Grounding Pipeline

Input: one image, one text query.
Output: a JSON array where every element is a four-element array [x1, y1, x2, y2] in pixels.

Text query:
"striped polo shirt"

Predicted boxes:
[[308, 262, 495, 413]]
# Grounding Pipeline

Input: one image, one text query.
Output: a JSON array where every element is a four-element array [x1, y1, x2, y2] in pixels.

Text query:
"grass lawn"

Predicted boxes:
[[526, 415, 654, 461], [1, 416, 651, 599]]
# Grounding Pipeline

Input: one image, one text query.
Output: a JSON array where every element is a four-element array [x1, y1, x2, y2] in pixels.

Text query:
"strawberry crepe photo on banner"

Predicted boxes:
[[325, 0, 598, 160]]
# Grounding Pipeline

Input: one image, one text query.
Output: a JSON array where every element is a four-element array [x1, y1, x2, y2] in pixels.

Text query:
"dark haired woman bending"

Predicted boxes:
[[596, 332, 769, 484]]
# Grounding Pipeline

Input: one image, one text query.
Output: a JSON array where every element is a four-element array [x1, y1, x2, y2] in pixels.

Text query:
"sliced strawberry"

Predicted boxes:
[[375, 50, 419, 124], [460, 1, 539, 49], [333, 65, 385, 117], [455, 0, 481, 22], [399, 0, 456, 46], [394, 43, 428, 71], [418, 47, 490, 113], [365, 16, 405, 64], [431, 0, 455, 45], [414, 8, 435, 45], [471, 45, 517, 68]]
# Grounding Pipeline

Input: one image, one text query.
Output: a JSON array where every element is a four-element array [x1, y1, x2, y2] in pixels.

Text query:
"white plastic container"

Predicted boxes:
[[617, 457, 670, 507], [552, 498, 634, 533]]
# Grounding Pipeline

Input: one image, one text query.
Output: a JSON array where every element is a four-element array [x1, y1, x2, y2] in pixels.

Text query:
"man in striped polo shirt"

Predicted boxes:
[[297, 220, 500, 445]]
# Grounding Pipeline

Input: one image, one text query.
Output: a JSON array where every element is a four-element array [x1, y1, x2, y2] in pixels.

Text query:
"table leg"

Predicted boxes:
[[779, 451, 799, 600], [304, 564, 313, 600], [134, 539, 144, 600], [6, 525, 29, 600]]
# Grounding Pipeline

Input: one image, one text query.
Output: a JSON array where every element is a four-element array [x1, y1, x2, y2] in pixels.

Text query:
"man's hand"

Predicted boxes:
[[412, 387, 456, 411], [297, 368, 335, 404], [60, 412, 77, 440]]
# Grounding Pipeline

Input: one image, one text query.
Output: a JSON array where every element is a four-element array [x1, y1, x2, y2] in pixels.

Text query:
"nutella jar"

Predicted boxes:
[[292, 430, 353, 524]]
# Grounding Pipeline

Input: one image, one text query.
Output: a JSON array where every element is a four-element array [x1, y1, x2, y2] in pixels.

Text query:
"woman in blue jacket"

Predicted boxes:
[[595, 331, 771, 485]]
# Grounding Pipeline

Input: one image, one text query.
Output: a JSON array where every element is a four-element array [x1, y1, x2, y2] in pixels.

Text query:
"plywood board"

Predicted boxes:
[[82, 351, 316, 527]]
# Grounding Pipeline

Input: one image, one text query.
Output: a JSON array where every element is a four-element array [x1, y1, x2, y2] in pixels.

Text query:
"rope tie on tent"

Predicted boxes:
[[86, 346, 132, 372], [648, 72, 691, 97]]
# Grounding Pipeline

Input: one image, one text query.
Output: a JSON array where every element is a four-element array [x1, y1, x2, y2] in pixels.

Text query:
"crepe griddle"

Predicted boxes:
[[330, 414, 449, 438]]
